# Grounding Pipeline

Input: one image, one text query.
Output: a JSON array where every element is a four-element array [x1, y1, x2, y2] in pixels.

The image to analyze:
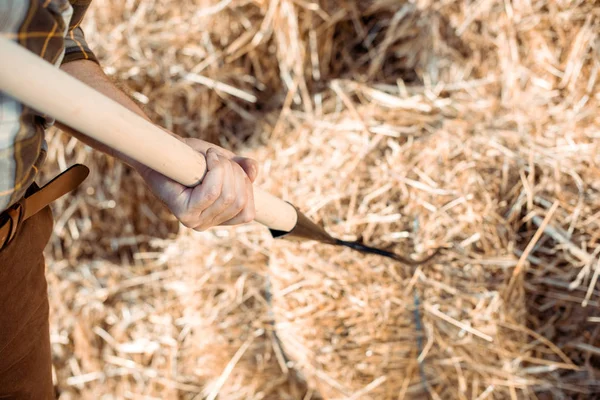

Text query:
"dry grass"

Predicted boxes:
[[43, 0, 599, 399]]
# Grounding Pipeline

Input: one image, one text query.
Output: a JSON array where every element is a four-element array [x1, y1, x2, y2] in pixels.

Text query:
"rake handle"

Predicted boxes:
[[0, 37, 297, 232]]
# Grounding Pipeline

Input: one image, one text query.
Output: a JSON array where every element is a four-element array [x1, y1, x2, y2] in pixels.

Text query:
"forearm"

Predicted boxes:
[[58, 60, 258, 230], [58, 60, 149, 171]]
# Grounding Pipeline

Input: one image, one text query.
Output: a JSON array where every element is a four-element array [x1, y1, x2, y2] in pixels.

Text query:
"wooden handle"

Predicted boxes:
[[0, 37, 297, 232]]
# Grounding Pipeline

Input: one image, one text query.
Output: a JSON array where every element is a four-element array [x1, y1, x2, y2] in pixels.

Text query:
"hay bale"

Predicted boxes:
[[262, 83, 594, 396], [264, 0, 598, 397], [48, 255, 197, 398], [173, 228, 311, 400], [250, 2, 599, 397], [44, 0, 599, 398], [264, 98, 531, 399]]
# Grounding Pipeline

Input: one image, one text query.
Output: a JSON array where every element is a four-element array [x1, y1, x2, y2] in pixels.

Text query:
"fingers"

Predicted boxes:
[[219, 163, 255, 226], [183, 149, 255, 231], [186, 149, 225, 214], [172, 148, 223, 229], [141, 137, 258, 231], [191, 154, 235, 230]]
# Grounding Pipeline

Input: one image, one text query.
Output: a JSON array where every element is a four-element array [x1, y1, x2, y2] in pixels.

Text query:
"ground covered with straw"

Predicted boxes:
[[43, 0, 599, 398]]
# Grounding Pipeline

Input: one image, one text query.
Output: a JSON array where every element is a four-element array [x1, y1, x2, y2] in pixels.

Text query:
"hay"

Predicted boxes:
[[174, 229, 310, 400], [43, 0, 599, 398]]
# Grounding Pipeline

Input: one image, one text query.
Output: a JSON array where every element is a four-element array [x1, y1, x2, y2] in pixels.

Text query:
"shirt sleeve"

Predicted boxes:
[[62, 1, 98, 64]]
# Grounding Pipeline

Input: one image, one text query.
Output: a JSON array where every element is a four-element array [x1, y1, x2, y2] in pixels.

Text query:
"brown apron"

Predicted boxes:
[[0, 165, 88, 399]]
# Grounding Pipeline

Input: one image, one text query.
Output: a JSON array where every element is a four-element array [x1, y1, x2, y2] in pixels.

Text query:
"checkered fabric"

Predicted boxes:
[[0, 0, 97, 212]]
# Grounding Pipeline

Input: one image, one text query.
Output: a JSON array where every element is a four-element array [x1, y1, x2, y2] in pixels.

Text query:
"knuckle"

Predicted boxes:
[[223, 192, 236, 206], [204, 186, 220, 202], [234, 195, 247, 210]]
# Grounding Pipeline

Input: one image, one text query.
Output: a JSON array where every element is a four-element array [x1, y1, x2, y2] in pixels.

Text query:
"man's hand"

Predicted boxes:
[[60, 59, 258, 231], [137, 138, 258, 231]]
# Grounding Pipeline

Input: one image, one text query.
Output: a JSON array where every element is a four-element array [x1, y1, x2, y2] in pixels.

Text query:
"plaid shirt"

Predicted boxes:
[[0, 0, 97, 212]]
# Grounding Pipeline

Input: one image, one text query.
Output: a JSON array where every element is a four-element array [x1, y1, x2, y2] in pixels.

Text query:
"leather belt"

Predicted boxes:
[[0, 164, 89, 250]]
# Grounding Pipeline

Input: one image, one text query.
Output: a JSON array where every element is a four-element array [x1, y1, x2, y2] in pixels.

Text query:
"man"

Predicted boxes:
[[0, 1, 257, 398]]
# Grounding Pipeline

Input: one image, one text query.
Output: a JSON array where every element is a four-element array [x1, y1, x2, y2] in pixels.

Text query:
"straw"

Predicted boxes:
[[43, 0, 599, 398]]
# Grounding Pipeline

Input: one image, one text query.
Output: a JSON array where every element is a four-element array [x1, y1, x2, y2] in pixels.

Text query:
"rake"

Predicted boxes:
[[0, 37, 437, 265]]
